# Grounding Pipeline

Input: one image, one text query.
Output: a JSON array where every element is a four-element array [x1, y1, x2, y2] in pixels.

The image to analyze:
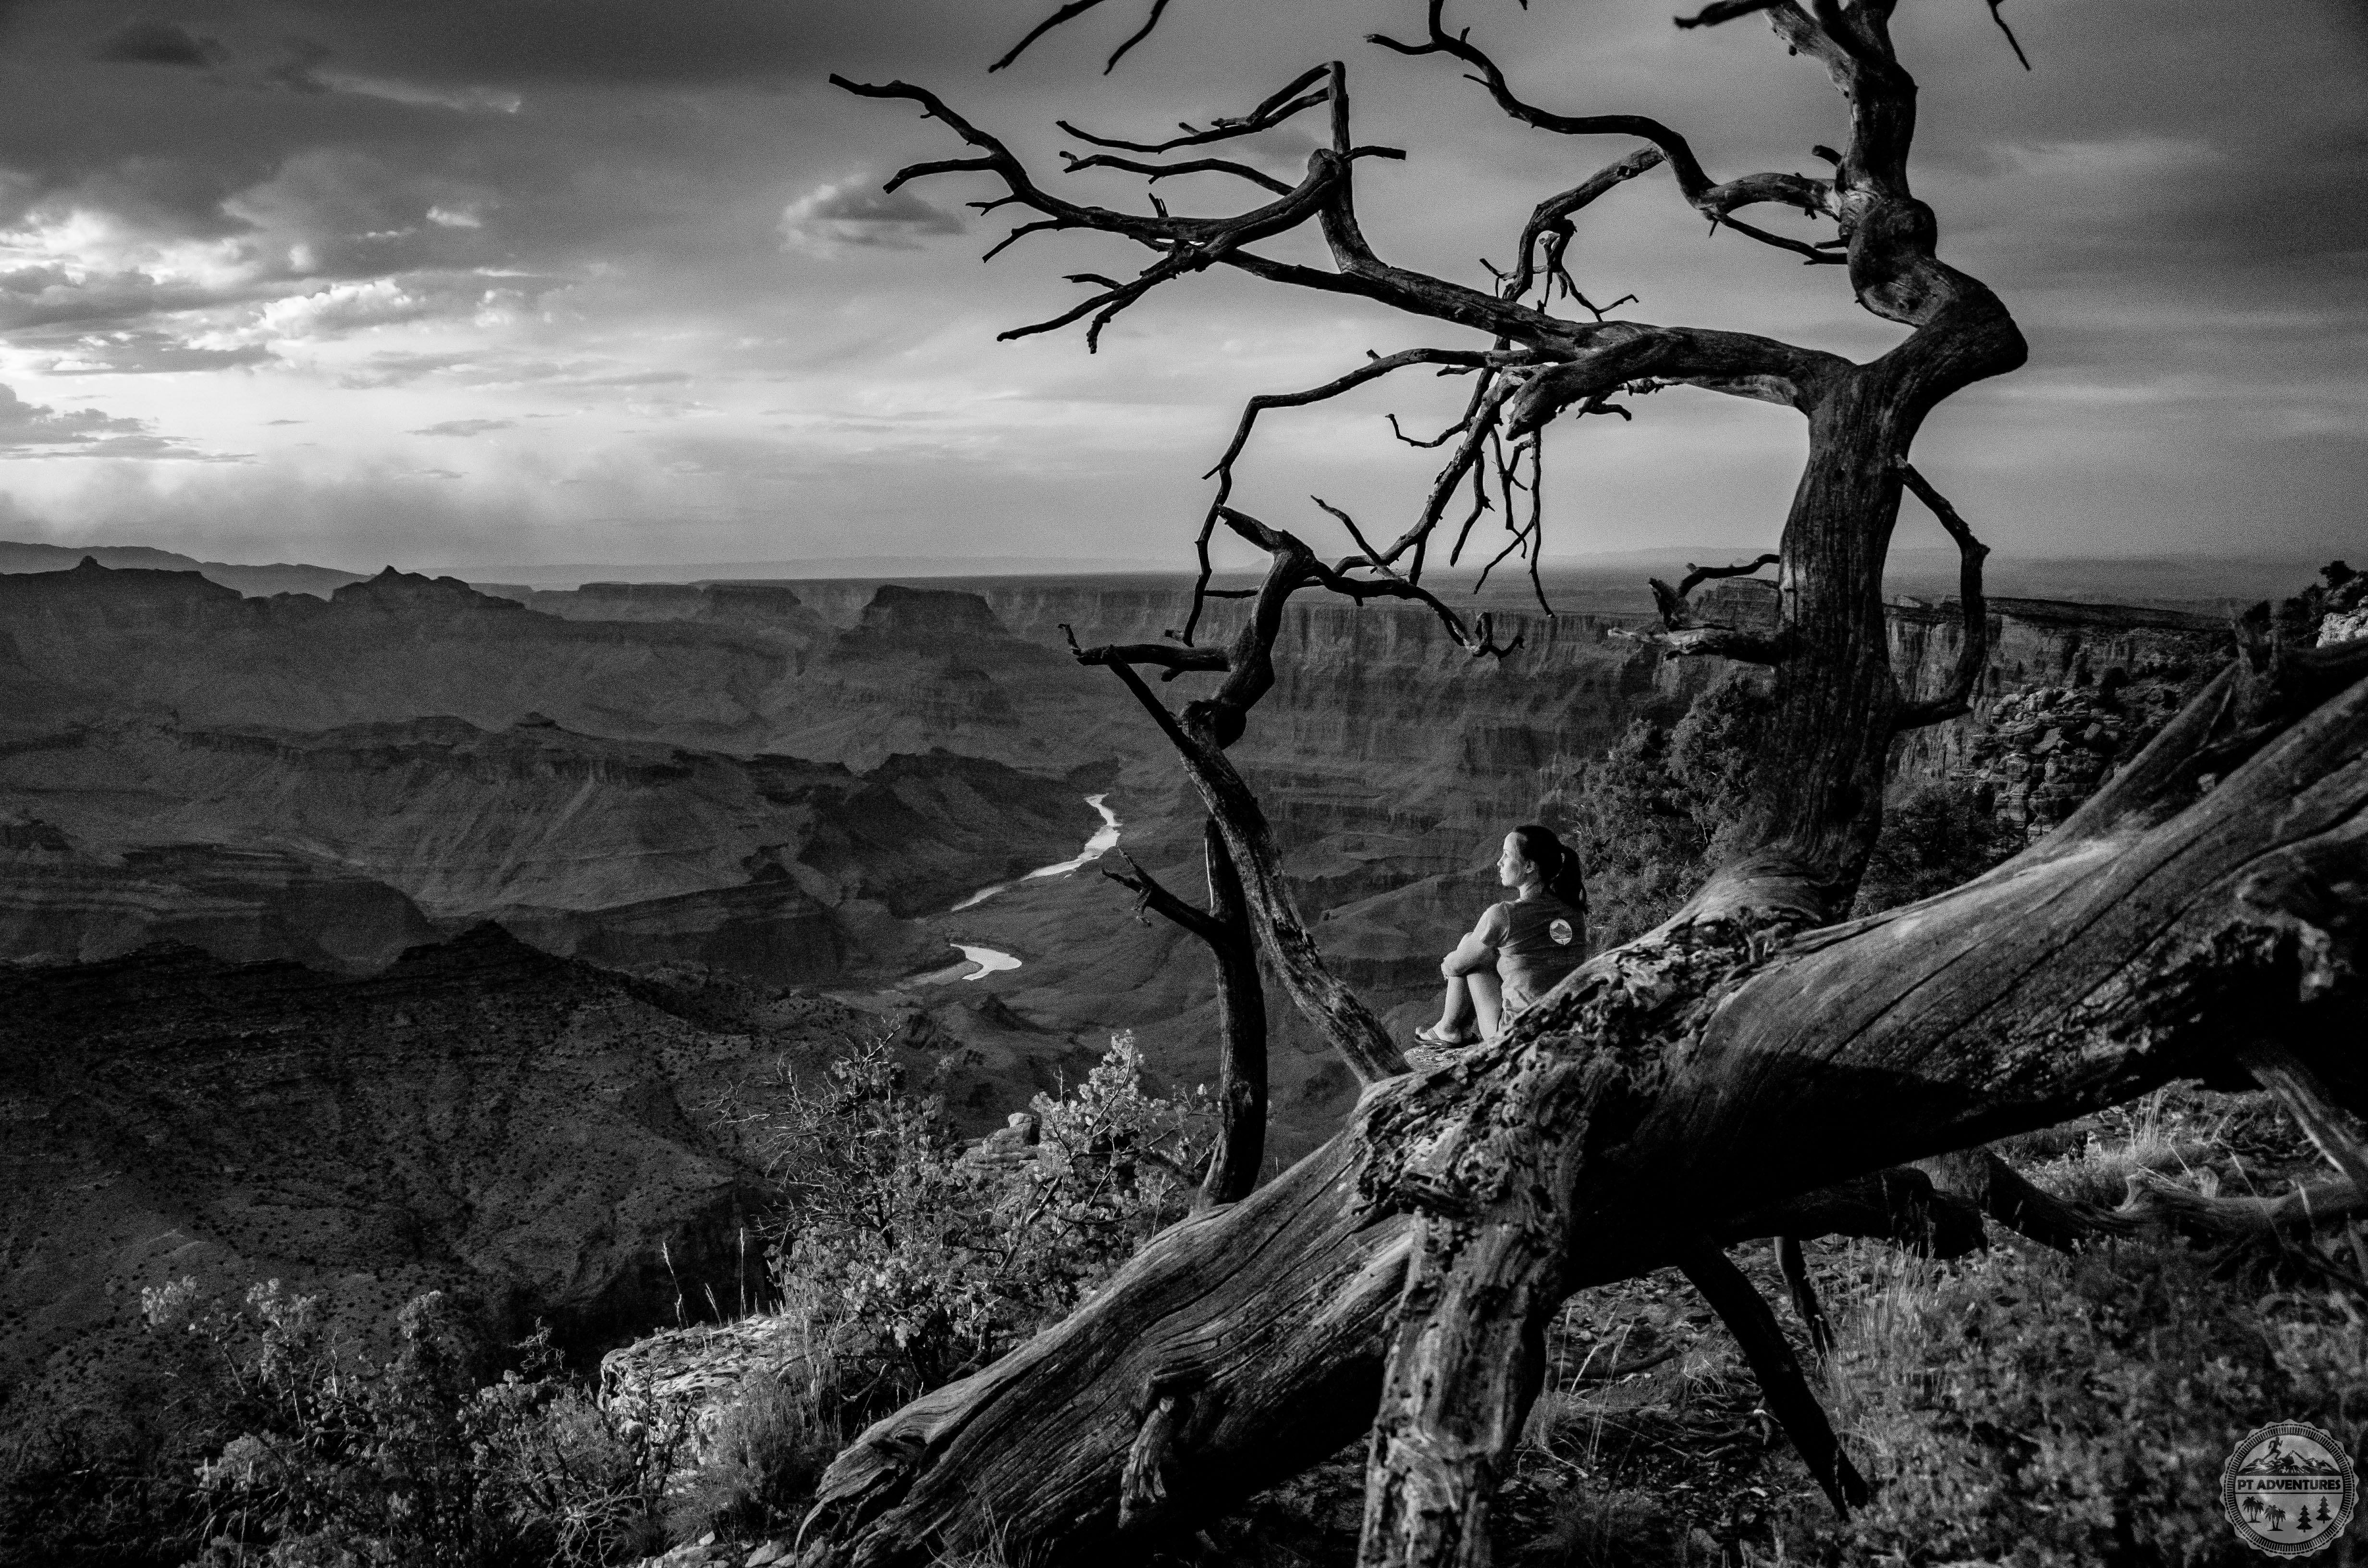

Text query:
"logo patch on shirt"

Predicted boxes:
[[1549, 918, 1575, 946]]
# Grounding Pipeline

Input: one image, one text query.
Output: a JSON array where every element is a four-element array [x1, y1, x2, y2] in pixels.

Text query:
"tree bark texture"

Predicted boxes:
[[1200, 817, 1268, 1206]]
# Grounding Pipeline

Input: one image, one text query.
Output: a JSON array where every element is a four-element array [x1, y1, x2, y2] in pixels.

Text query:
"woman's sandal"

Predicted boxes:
[[1414, 1023, 1481, 1048]]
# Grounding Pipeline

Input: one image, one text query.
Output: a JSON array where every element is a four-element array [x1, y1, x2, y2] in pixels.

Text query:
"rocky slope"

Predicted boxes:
[[0, 925, 876, 1399]]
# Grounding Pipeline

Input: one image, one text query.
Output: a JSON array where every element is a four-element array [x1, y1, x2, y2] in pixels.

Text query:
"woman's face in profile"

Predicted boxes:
[[1498, 833, 1532, 888]]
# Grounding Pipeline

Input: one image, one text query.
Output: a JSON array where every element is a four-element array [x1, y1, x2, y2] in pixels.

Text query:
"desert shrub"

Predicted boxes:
[[653, 1033, 1209, 1546], [662, 1373, 834, 1546], [0, 1279, 678, 1568], [1780, 1235, 2368, 1567], [1543, 672, 1772, 943], [1852, 778, 2009, 915], [753, 1031, 1212, 1417]]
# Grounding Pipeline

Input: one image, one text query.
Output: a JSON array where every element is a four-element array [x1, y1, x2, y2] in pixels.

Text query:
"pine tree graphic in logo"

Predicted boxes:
[[2222, 1422, 2358, 1556]]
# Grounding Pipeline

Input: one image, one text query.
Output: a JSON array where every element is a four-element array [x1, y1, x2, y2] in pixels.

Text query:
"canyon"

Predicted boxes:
[[0, 551, 2249, 1403]]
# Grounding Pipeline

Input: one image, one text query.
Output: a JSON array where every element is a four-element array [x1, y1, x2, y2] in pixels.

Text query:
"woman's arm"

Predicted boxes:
[[1440, 904, 1509, 978]]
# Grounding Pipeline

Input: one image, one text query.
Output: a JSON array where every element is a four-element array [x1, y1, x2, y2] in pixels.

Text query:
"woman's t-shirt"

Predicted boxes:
[[1494, 894, 1587, 1007]]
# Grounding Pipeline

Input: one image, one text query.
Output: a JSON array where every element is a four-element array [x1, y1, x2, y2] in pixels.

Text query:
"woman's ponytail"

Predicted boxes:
[[1511, 822, 1588, 912]]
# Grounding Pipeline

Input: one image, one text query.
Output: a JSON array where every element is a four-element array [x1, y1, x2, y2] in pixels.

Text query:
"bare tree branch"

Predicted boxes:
[[989, 0, 1176, 76], [1370, 0, 1841, 261], [1985, 1, 2033, 72], [1060, 621, 1230, 681], [1058, 66, 1332, 152], [1674, 551, 1781, 601], [1059, 149, 1296, 194], [1893, 461, 1991, 731], [1676, 1241, 1869, 1517], [1502, 147, 1665, 304], [1101, 850, 1232, 948]]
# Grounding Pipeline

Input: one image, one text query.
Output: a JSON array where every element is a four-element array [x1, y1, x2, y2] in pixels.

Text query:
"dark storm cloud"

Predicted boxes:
[[87, 18, 225, 66]]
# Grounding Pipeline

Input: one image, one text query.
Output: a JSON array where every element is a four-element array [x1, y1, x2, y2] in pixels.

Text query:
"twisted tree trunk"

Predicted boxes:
[[802, 5, 2368, 1564], [800, 637, 2368, 1568]]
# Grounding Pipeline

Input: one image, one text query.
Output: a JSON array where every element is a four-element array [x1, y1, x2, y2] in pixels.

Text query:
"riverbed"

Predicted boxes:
[[920, 794, 1121, 982]]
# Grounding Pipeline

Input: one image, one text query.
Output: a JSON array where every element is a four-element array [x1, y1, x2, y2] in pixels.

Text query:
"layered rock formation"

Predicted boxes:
[[0, 925, 874, 1397]]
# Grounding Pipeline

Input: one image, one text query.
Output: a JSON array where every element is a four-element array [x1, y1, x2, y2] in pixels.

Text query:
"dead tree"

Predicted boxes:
[[800, 5, 2368, 1566]]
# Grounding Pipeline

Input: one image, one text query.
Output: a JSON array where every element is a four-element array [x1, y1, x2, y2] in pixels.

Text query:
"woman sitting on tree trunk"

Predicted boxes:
[[1416, 823, 1589, 1046]]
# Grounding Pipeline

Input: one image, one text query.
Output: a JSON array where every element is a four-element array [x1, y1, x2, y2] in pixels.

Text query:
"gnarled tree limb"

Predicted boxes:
[[1892, 461, 1991, 731]]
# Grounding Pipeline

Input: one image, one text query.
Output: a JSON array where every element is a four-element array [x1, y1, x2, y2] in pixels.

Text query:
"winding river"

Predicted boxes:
[[924, 794, 1121, 982]]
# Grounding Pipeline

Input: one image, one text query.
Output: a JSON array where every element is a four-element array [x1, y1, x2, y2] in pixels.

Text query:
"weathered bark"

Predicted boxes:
[[1200, 818, 1268, 1205]]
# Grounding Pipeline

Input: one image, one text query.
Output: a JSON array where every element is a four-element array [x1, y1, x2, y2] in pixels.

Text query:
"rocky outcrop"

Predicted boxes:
[[1886, 593, 2228, 789], [600, 1315, 818, 1466], [0, 826, 436, 971], [0, 926, 876, 1398]]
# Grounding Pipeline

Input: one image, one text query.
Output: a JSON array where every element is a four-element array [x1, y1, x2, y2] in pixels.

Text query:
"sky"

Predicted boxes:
[[0, 0, 2362, 574]]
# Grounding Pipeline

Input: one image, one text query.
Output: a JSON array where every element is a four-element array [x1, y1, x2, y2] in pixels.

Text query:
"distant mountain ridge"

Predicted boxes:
[[0, 540, 367, 599]]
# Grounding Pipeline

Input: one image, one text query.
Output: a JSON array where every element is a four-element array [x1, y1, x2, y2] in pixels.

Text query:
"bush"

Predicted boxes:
[[1781, 1236, 2368, 1567], [653, 1031, 1213, 1546], [750, 1031, 1213, 1416], [0, 1280, 678, 1568], [663, 1373, 834, 1546], [1543, 672, 1772, 944], [1852, 779, 2009, 916]]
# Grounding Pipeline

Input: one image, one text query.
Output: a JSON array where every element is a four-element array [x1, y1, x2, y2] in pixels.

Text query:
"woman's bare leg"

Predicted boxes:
[[1469, 969, 1503, 1039], [1431, 975, 1476, 1037]]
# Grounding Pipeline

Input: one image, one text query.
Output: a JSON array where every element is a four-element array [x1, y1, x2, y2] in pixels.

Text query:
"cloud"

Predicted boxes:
[[0, 382, 146, 448], [409, 418, 512, 437], [779, 181, 966, 255], [0, 381, 233, 460], [87, 20, 227, 68], [251, 278, 433, 339], [323, 76, 523, 114], [36, 330, 275, 375]]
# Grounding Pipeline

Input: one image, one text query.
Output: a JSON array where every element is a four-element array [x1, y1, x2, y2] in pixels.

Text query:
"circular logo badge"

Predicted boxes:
[[2222, 1421, 2357, 1556], [1549, 918, 1574, 946]]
